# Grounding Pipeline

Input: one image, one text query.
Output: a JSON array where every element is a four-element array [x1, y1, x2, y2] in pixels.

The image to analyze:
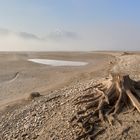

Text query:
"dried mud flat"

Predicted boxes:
[[0, 52, 140, 140]]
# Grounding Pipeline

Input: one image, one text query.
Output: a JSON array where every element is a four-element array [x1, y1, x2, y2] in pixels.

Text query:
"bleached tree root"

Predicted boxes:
[[70, 74, 140, 140]]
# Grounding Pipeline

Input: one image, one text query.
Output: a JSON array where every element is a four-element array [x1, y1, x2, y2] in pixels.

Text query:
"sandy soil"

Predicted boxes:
[[0, 52, 113, 107], [0, 51, 140, 140]]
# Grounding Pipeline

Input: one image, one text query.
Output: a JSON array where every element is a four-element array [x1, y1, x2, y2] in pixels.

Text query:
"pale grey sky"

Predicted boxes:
[[0, 0, 140, 51]]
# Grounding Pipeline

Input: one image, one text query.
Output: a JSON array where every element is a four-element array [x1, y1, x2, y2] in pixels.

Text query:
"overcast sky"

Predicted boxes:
[[0, 0, 140, 51]]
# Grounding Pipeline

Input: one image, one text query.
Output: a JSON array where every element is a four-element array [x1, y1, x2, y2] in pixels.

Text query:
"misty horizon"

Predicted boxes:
[[0, 1, 140, 51]]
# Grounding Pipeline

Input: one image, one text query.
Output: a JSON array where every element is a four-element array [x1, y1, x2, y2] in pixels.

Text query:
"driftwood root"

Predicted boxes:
[[71, 74, 140, 140]]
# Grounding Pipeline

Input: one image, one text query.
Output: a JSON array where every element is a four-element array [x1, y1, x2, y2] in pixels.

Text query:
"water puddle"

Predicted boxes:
[[28, 59, 88, 66]]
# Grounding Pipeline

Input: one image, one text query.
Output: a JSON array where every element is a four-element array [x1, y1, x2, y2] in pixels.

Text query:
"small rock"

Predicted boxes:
[[24, 124, 30, 129], [21, 132, 28, 137], [28, 92, 41, 100], [32, 134, 39, 139], [32, 112, 36, 116]]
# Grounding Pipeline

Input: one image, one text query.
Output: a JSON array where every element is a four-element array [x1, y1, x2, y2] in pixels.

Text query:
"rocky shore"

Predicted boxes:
[[0, 52, 140, 140]]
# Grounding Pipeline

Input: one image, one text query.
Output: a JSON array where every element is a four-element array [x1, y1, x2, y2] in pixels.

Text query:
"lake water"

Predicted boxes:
[[28, 59, 88, 66]]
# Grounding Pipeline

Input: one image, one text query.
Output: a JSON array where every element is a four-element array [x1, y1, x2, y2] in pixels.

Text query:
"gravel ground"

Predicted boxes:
[[0, 53, 140, 140]]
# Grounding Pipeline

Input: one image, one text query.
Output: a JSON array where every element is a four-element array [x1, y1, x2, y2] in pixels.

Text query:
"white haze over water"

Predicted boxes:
[[0, 23, 140, 51]]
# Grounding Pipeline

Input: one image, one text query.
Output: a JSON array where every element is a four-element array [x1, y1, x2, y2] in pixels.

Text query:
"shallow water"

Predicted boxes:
[[28, 59, 88, 66]]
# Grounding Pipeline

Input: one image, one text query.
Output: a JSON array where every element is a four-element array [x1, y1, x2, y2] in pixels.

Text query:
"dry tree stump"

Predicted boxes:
[[70, 74, 140, 140]]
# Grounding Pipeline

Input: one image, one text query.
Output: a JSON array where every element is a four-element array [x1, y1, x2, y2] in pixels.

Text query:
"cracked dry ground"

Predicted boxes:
[[0, 53, 140, 140]]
